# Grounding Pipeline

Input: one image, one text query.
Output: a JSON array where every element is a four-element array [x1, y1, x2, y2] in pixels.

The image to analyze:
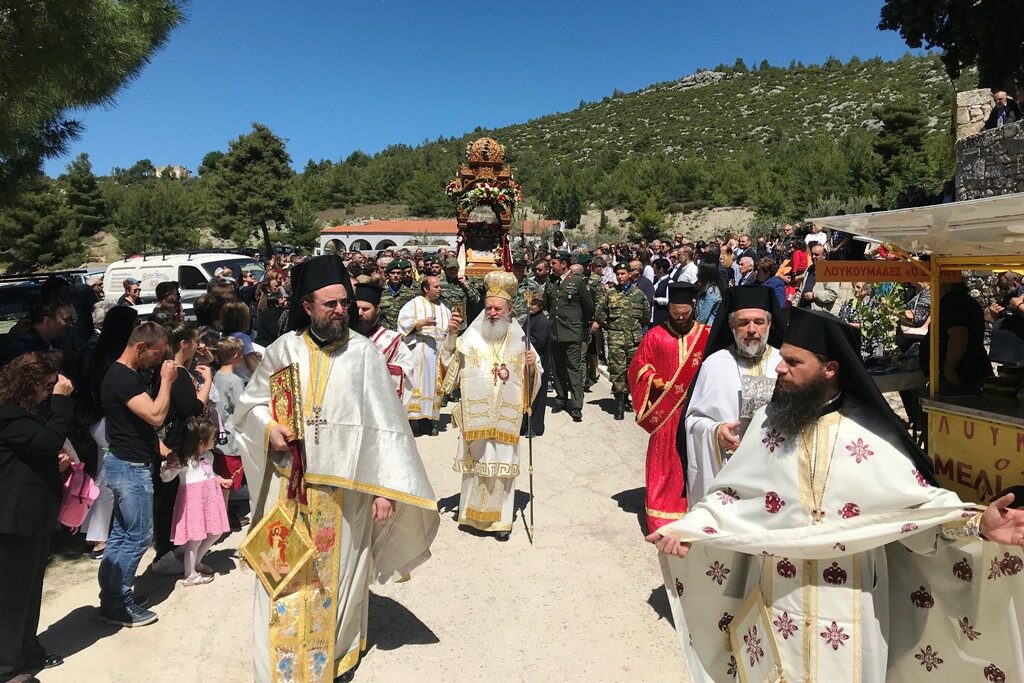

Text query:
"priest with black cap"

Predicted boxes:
[[627, 282, 711, 533], [234, 255, 439, 683], [647, 307, 1024, 682], [352, 282, 416, 406], [681, 284, 787, 503]]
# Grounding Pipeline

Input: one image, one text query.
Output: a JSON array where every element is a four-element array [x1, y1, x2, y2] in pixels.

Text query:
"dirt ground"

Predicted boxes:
[[34, 379, 688, 683]]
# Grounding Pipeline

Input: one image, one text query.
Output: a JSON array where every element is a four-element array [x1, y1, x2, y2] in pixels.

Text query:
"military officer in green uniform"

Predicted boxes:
[[585, 255, 608, 390], [592, 262, 650, 420], [545, 251, 594, 422], [379, 259, 415, 330]]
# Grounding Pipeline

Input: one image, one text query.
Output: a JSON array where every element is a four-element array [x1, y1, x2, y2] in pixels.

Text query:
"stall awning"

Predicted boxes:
[[809, 192, 1024, 257]]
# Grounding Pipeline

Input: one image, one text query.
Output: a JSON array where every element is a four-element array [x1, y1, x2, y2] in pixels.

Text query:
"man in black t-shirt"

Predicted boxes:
[[97, 322, 175, 628], [932, 282, 993, 394]]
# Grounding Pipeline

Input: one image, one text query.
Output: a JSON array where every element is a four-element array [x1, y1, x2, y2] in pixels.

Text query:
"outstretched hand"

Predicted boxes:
[[644, 531, 692, 558], [980, 492, 1024, 548]]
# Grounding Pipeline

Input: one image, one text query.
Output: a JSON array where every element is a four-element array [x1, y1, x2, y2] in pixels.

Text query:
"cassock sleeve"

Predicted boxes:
[[627, 333, 662, 426], [391, 337, 417, 407], [234, 339, 289, 521], [397, 299, 419, 345], [684, 353, 731, 502]]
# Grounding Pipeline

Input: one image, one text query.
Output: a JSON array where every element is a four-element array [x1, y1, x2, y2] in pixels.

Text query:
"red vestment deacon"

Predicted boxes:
[[627, 322, 710, 532]]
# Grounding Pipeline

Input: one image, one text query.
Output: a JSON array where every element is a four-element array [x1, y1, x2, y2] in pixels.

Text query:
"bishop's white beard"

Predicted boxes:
[[733, 329, 767, 358], [482, 315, 511, 342]]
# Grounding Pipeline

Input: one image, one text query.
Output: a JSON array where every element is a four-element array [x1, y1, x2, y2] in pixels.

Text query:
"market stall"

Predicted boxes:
[[813, 192, 1024, 504]]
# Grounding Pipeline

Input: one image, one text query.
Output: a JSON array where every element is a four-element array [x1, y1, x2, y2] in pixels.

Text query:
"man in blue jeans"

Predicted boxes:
[[98, 322, 175, 627]]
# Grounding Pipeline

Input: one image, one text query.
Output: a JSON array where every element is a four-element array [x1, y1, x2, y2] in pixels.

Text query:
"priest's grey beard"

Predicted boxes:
[[732, 329, 767, 358], [482, 315, 511, 343], [764, 372, 829, 437]]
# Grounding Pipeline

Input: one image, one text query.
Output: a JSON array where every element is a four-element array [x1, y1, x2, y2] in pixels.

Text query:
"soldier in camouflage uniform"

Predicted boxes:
[[379, 260, 415, 330], [439, 256, 478, 328], [592, 262, 651, 420], [581, 254, 606, 390], [511, 252, 530, 326]]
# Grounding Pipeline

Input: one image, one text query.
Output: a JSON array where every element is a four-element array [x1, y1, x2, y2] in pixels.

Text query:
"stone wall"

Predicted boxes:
[[955, 120, 1024, 200], [955, 88, 994, 141]]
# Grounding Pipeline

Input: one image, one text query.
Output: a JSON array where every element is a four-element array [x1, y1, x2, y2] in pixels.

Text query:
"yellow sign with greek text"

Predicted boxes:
[[926, 408, 1024, 504]]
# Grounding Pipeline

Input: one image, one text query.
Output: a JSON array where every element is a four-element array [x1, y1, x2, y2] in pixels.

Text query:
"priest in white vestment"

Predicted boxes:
[[353, 283, 416, 406], [649, 308, 1024, 682], [397, 275, 452, 436], [658, 285, 786, 676], [235, 256, 439, 683], [439, 270, 541, 541], [682, 285, 787, 502]]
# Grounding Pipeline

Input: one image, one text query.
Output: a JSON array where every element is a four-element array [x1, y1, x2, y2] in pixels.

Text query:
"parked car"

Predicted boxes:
[[103, 252, 264, 303]]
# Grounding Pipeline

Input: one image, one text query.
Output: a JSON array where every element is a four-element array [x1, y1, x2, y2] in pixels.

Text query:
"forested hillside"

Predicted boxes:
[[2, 53, 960, 268]]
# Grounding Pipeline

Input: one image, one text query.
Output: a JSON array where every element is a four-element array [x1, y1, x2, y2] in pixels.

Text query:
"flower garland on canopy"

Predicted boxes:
[[446, 179, 523, 212]]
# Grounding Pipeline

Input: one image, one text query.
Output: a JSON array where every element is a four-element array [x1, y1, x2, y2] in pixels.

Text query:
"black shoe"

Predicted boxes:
[[494, 531, 511, 542], [335, 670, 355, 682], [570, 410, 583, 422], [100, 604, 158, 628], [131, 594, 149, 608], [28, 653, 63, 669], [88, 547, 105, 561], [614, 395, 625, 421], [551, 402, 565, 414]]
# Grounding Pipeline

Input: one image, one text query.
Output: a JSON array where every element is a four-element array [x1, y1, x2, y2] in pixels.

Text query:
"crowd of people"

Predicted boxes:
[[1, 215, 1023, 682]]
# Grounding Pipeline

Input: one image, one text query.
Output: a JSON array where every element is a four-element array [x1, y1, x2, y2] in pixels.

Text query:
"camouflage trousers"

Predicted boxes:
[[606, 329, 643, 394]]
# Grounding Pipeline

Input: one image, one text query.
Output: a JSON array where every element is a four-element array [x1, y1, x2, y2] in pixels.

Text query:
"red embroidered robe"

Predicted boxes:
[[627, 321, 710, 532]]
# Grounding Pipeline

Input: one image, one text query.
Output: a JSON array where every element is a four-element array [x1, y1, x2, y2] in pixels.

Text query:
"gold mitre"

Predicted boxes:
[[483, 270, 518, 301]]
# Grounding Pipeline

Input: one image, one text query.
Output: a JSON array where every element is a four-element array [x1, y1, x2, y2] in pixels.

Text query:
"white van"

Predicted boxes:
[[104, 252, 264, 302]]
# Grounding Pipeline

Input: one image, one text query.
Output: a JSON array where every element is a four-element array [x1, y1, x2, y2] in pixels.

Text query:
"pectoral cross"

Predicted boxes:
[[306, 405, 327, 445], [811, 508, 826, 524]]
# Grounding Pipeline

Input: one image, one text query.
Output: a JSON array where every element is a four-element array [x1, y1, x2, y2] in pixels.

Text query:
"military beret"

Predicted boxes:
[[613, 262, 631, 272], [576, 253, 592, 265], [386, 260, 404, 272], [444, 256, 460, 269], [551, 251, 572, 263], [397, 259, 412, 269]]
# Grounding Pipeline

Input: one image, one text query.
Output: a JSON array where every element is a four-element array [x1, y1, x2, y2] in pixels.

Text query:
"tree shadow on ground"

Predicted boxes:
[[647, 586, 675, 627], [611, 487, 648, 534], [366, 591, 439, 652]]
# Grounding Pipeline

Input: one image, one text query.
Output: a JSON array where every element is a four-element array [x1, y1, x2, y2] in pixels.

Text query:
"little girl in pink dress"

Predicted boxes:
[[160, 418, 232, 586]]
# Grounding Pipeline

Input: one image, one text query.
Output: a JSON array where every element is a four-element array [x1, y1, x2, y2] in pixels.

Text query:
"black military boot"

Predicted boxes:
[[614, 392, 625, 420]]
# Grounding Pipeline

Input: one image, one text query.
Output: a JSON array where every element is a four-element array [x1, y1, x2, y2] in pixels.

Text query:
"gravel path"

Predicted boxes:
[[35, 379, 688, 682]]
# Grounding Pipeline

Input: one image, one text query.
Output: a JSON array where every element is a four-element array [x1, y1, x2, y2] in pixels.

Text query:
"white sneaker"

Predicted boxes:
[[150, 551, 185, 576]]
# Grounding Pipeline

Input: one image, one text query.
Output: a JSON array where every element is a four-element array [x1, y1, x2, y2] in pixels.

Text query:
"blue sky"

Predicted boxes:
[[46, 0, 923, 176]]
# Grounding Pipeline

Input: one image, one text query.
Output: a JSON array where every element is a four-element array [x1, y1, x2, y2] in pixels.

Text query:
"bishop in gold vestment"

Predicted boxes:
[[440, 270, 541, 540]]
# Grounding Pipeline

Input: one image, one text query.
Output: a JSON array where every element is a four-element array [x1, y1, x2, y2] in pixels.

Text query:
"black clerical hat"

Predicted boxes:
[[285, 255, 352, 333], [700, 284, 787, 359], [784, 308, 862, 360], [668, 283, 697, 305], [354, 283, 382, 307]]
